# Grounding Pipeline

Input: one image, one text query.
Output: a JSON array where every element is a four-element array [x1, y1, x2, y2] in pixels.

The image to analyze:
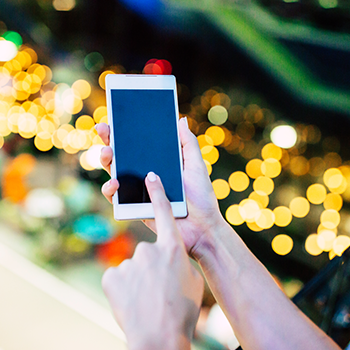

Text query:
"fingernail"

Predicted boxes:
[[147, 172, 157, 182], [182, 116, 189, 129], [94, 124, 99, 131]]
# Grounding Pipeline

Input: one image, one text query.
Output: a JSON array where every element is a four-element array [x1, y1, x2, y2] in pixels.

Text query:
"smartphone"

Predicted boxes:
[[105, 74, 187, 221]]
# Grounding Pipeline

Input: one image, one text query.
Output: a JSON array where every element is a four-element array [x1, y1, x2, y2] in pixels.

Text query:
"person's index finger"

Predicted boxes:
[[145, 172, 183, 247]]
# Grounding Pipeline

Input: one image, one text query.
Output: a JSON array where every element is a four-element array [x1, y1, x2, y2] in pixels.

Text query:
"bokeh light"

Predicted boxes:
[[273, 206, 292, 227], [289, 197, 310, 218], [228, 171, 250, 192], [212, 179, 231, 200], [305, 234, 323, 256], [272, 234, 293, 255], [306, 184, 327, 205], [270, 125, 297, 149], [208, 105, 228, 125], [0, 39, 18, 61]]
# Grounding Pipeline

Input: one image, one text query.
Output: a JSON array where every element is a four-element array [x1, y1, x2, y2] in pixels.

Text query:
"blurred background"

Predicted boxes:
[[0, 0, 350, 349]]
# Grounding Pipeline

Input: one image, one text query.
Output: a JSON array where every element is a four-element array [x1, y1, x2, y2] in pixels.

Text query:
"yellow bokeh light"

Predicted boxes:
[[208, 105, 228, 125], [320, 209, 340, 229], [212, 179, 230, 200], [75, 115, 95, 130], [239, 199, 260, 223], [333, 235, 350, 256], [309, 157, 326, 177], [306, 183, 327, 205], [225, 204, 244, 226], [93, 106, 108, 124], [246, 221, 263, 232], [201, 145, 219, 165], [273, 206, 292, 227], [261, 143, 282, 160], [289, 197, 310, 218], [99, 70, 115, 90], [205, 126, 225, 146], [317, 230, 336, 252], [203, 159, 212, 176], [253, 176, 274, 196], [246, 159, 263, 179], [323, 168, 343, 188], [72, 79, 91, 100], [0, 135, 4, 149], [290, 156, 309, 176], [249, 191, 269, 209], [323, 193, 343, 211], [272, 234, 293, 256], [228, 171, 250, 192], [34, 132, 54, 152], [305, 234, 323, 256], [80, 151, 95, 171], [255, 208, 275, 229], [197, 134, 213, 148], [62, 90, 83, 115], [261, 158, 282, 178]]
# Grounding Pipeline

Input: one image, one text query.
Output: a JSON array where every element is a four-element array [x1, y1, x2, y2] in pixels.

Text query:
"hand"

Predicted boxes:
[[96, 118, 226, 260], [102, 172, 204, 350]]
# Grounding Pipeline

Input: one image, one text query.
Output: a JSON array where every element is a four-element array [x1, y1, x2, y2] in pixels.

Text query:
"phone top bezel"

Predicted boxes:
[[105, 74, 187, 221]]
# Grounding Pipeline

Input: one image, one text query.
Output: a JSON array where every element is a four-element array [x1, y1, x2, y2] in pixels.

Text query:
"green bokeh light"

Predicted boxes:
[[2, 31, 23, 48]]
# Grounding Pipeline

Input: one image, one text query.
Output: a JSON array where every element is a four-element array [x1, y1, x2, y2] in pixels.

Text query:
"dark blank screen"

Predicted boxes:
[[111, 89, 183, 204]]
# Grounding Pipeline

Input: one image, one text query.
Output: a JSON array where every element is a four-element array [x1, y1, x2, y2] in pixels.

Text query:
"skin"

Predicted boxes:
[[97, 118, 341, 350]]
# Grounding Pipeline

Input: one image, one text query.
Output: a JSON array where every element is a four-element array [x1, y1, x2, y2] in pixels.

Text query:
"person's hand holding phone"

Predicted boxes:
[[96, 118, 228, 260], [102, 172, 204, 350]]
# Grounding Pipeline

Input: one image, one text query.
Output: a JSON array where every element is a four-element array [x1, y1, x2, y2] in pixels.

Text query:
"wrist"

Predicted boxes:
[[127, 330, 191, 350]]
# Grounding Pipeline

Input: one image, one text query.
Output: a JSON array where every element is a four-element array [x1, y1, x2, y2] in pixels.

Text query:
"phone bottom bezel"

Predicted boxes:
[[113, 200, 188, 221]]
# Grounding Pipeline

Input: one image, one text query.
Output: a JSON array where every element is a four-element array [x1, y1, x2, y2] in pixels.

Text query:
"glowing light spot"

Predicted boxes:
[[201, 145, 219, 165], [0, 135, 4, 148], [320, 209, 340, 229], [270, 125, 297, 149], [309, 157, 326, 177], [261, 143, 282, 160], [84, 52, 104, 72], [226, 205, 244, 226], [205, 126, 225, 146], [324, 168, 343, 188], [228, 171, 250, 192], [212, 179, 230, 200], [246, 159, 263, 179], [306, 184, 327, 205], [208, 105, 228, 125], [305, 234, 323, 256], [290, 156, 309, 176], [273, 206, 292, 227], [0, 66, 11, 87], [323, 193, 343, 211], [246, 221, 263, 232], [333, 235, 350, 256], [289, 197, 310, 218], [239, 199, 260, 223], [0, 40, 18, 61], [85, 145, 104, 169], [53, 0, 76, 11], [317, 230, 336, 252], [62, 90, 83, 115], [249, 191, 269, 209], [197, 134, 213, 148], [72, 79, 91, 100], [261, 158, 281, 178], [99, 71, 115, 90], [80, 151, 95, 171], [319, 0, 337, 8], [34, 133, 54, 152], [93, 106, 107, 124], [255, 208, 275, 229], [143, 59, 172, 75], [76, 115, 95, 130], [272, 234, 293, 256], [253, 176, 274, 196], [2, 31, 22, 48]]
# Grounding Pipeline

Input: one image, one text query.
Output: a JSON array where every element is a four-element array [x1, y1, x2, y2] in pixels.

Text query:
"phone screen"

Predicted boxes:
[[110, 89, 183, 204]]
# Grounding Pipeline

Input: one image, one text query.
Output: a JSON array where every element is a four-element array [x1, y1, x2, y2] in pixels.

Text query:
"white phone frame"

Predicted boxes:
[[105, 74, 187, 221]]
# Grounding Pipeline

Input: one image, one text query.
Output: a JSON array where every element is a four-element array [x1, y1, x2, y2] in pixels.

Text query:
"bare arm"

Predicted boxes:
[[96, 119, 341, 350]]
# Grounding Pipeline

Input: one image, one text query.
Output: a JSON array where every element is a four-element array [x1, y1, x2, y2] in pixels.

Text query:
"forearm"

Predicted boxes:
[[194, 218, 341, 350]]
